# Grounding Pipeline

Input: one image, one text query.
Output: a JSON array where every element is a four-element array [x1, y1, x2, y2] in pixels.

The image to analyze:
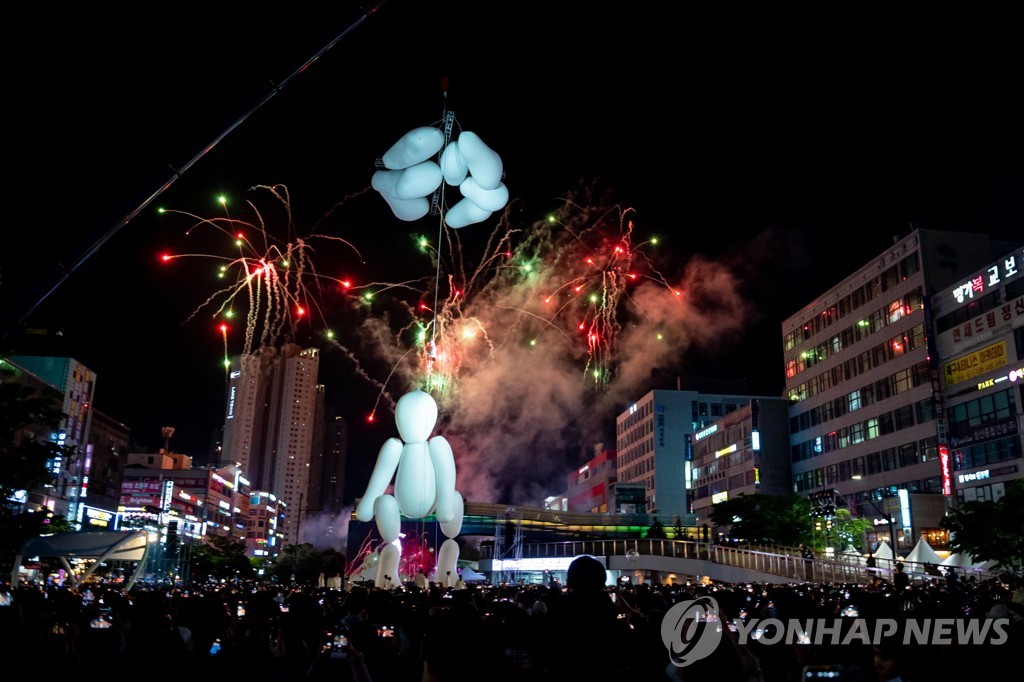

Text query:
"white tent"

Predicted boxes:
[[940, 551, 977, 568], [904, 537, 943, 566], [872, 539, 895, 561], [458, 566, 488, 583], [841, 545, 866, 565]]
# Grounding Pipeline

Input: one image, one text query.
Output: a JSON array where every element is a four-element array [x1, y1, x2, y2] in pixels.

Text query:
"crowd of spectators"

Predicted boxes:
[[1, 558, 1022, 681]]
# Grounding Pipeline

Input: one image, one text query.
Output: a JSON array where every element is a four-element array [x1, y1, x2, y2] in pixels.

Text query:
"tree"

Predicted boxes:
[[265, 543, 353, 584], [829, 508, 874, 551], [709, 493, 813, 547], [644, 517, 668, 539], [673, 515, 686, 540], [190, 534, 255, 581], [941, 479, 1024, 573], [0, 366, 75, 574]]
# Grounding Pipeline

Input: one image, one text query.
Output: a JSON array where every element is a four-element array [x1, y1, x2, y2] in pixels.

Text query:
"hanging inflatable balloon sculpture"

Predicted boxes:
[[355, 389, 465, 589], [372, 125, 509, 228]]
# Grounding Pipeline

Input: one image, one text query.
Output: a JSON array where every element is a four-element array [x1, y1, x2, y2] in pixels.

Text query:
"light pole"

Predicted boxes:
[[852, 475, 898, 554], [808, 488, 840, 553]]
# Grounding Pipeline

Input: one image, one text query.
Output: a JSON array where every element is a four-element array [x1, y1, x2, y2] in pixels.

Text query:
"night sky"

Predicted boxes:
[[4, 1, 1022, 508]]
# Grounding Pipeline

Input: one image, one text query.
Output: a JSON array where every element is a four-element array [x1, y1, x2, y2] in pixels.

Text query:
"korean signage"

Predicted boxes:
[[948, 416, 1019, 449], [958, 466, 1018, 486], [119, 479, 163, 507], [943, 341, 1007, 387], [694, 424, 718, 441], [81, 505, 117, 529], [950, 251, 1022, 305], [950, 296, 1024, 347]]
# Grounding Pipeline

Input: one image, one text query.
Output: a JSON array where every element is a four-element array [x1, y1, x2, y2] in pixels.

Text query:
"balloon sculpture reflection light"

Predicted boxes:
[[372, 125, 507, 229], [356, 389, 464, 588]]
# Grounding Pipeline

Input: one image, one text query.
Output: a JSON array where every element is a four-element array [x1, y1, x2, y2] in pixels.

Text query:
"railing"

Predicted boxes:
[[482, 539, 1008, 585], [490, 539, 890, 584]]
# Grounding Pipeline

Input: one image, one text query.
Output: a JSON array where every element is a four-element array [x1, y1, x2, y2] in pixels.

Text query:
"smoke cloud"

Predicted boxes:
[[333, 183, 778, 508]]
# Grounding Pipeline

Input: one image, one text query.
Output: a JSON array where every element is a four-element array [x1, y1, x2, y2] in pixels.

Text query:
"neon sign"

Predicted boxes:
[[939, 446, 953, 496], [694, 424, 718, 441], [951, 251, 1021, 304]]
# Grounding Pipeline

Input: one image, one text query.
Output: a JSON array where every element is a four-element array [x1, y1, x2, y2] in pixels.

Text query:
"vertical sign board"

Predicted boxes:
[[939, 445, 953, 496]]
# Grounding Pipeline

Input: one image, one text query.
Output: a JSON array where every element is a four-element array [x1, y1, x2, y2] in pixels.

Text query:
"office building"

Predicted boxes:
[[615, 388, 754, 522], [545, 443, 620, 514], [930, 244, 1024, 508], [4, 354, 96, 524], [689, 397, 792, 525], [784, 229, 1017, 551]]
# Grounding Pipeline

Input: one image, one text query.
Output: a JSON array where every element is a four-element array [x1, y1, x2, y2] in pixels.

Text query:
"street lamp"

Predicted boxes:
[[808, 488, 841, 553], [852, 474, 898, 555]]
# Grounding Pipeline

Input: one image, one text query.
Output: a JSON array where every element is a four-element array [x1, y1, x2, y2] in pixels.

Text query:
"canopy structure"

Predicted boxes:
[[840, 545, 866, 566], [940, 551, 977, 568], [872, 539, 895, 561], [11, 530, 151, 591], [458, 566, 488, 583], [903, 536, 943, 567]]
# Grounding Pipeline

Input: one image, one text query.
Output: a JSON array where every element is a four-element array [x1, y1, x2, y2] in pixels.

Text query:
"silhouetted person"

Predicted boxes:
[[539, 555, 630, 678], [893, 562, 909, 591]]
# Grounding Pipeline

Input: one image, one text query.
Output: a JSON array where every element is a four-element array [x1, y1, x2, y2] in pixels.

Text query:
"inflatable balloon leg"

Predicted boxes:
[[376, 539, 401, 589], [435, 491, 464, 587]]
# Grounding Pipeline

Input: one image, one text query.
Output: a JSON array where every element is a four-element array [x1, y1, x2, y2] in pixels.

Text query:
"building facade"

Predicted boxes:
[[118, 458, 285, 577], [220, 343, 320, 545], [75, 408, 131, 529], [615, 389, 752, 522], [931, 244, 1024, 507], [543, 443, 620, 514], [4, 354, 96, 525], [320, 409, 350, 516], [784, 229, 1017, 552], [689, 397, 792, 525]]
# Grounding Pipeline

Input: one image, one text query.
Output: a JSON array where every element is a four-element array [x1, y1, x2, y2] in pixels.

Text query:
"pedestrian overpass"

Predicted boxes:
[[347, 501, 997, 586], [478, 537, 890, 586]]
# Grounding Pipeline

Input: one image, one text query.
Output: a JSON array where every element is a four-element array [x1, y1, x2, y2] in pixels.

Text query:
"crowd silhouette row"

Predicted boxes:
[[1, 558, 1022, 681]]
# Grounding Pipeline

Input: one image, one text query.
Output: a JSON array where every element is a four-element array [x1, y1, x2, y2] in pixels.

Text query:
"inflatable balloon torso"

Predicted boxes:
[[355, 389, 465, 588]]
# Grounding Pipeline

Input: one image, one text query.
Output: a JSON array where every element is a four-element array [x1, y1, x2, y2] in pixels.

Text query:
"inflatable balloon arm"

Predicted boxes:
[[428, 435, 457, 523], [355, 437, 404, 522]]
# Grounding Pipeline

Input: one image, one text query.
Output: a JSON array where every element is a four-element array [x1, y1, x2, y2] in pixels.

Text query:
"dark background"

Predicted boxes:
[[3, 1, 1021, 504]]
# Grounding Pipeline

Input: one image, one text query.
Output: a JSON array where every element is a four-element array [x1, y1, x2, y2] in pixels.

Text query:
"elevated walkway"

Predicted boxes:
[[478, 538, 994, 585]]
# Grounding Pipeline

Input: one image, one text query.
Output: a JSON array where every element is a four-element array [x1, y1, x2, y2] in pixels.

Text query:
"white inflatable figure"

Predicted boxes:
[[373, 124, 508, 229], [376, 537, 401, 590], [356, 389, 464, 589], [436, 490, 464, 587]]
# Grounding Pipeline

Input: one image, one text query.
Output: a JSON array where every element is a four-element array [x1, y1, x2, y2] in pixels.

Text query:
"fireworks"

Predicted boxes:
[[367, 183, 683, 405], [159, 178, 752, 506], [159, 179, 692, 415], [159, 183, 369, 360]]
